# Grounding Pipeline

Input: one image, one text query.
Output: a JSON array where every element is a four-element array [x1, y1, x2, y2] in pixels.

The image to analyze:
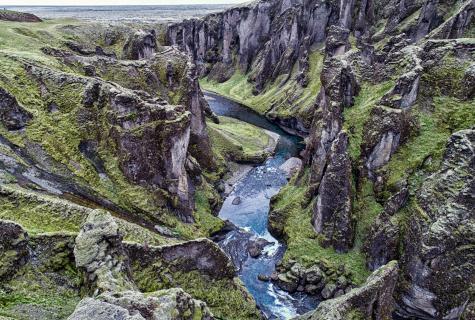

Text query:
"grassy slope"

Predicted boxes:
[[207, 116, 273, 166], [200, 50, 324, 123], [0, 19, 261, 320]]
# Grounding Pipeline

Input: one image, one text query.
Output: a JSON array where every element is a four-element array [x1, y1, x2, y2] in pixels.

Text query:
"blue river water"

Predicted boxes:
[[205, 92, 318, 319]]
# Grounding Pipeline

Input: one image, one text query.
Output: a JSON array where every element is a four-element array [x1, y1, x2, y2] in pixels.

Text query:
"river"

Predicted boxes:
[[204, 92, 318, 320]]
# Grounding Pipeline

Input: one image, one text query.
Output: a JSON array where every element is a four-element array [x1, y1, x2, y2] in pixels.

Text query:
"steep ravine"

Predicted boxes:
[[205, 92, 317, 319]]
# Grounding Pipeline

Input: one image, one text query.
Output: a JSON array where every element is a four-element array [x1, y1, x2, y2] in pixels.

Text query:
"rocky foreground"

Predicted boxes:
[[0, 1, 474, 319]]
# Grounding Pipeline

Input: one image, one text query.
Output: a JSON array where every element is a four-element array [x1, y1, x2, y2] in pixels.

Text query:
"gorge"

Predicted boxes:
[[0, 1, 474, 320]]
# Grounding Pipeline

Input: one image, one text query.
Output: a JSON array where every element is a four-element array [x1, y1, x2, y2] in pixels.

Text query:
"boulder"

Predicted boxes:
[[279, 157, 303, 179], [295, 261, 399, 320], [248, 238, 272, 258], [74, 209, 135, 295], [68, 288, 213, 320], [0, 220, 29, 281], [0, 88, 32, 131]]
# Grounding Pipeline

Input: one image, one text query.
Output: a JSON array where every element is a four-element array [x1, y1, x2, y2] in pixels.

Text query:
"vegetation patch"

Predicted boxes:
[[207, 116, 274, 164], [271, 173, 370, 285], [201, 50, 324, 125]]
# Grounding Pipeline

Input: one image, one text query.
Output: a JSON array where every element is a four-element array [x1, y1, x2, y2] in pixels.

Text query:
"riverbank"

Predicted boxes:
[[205, 93, 317, 319]]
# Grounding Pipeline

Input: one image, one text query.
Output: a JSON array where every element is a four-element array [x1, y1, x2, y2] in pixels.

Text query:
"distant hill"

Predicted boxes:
[[0, 9, 42, 22]]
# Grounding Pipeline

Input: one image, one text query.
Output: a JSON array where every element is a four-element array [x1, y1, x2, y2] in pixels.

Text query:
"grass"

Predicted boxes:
[[134, 268, 261, 320], [384, 96, 475, 189], [207, 116, 273, 164], [200, 50, 324, 125], [272, 173, 371, 285], [343, 81, 395, 161]]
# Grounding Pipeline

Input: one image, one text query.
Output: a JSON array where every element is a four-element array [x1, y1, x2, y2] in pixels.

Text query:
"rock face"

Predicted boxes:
[[0, 87, 32, 130], [0, 220, 29, 281], [396, 129, 475, 319], [74, 209, 135, 295], [122, 29, 157, 60], [166, 0, 336, 91], [68, 289, 213, 320], [279, 157, 303, 179], [70, 209, 216, 320], [364, 187, 408, 270], [295, 261, 399, 320], [303, 26, 359, 252], [312, 132, 353, 252]]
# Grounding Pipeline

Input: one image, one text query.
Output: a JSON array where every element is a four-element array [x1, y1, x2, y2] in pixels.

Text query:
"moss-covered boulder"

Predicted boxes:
[[295, 261, 399, 320], [68, 289, 214, 320]]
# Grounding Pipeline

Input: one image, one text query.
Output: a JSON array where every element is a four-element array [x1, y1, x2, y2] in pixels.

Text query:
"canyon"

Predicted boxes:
[[0, 1, 474, 319]]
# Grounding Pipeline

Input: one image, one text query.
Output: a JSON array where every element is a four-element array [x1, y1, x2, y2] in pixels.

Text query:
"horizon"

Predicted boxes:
[[2, 0, 242, 5]]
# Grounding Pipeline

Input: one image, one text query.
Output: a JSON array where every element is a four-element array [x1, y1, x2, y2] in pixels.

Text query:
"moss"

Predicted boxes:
[[272, 173, 370, 285], [207, 116, 273, 164], [134, 267, 261, 320], [343, 81, 395, 161], [384, 97, 475, 190], [352, 179, 383, 250], [0, 263, 81, 320], [200, 50, 324, 124]]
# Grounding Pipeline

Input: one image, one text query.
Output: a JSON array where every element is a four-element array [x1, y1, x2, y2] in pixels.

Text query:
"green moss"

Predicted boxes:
[[352, 179, 383, 250], [207, 116, 273, 164], [343, 81, 395, 161], [200, 50, 324, 124], [134, 268, 261, 320], [273, 173, 370, 285], [384, 97, 475, 190], [0, 263, 81, 320]]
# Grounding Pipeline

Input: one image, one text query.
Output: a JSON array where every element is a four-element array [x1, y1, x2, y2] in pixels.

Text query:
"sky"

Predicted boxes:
[[2, 0, 242, 5]]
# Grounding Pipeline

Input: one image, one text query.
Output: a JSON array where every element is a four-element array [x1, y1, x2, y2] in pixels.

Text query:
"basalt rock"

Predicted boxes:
[[122, 29, 157, 60], [0, 87, 32, 131], [166, 0, 336, 91], [396, 129, 475, 319], [363, 186, 409, 270], [0, 220, 29, 281], [361, 106, 416, 178], [429, 0, 475, 39], [312, 131, 354, 252], [68, 289, 214, 320], [74, 209, 136, 295], [295, 261, 399, 320]]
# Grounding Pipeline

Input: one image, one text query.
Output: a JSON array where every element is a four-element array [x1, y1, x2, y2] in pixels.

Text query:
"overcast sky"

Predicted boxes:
[[2, 0, 242, 5]]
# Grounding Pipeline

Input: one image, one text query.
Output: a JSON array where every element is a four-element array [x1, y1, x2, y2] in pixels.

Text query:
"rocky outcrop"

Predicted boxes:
[[295, 261, 399, 320], [0, 220, 29, 281], [74, 209, 135, 295], [396, 129, 475, 319], [166, 0, 337, 91], [71, 209, 216, 319], [126, 238, 236, 279], [122, 29, 157, 60], [0, 87, 32, 130], [312, 131, 353, 252], [303, 27, 359, 252], [68, 289, 213, 320], [364, 187, 408, 270], [361, 106, 416, 178], [0, 10, 42, 22], [429, 0, 475, 39], [271, 259, 356, 298], [279, 157, 303, 179]]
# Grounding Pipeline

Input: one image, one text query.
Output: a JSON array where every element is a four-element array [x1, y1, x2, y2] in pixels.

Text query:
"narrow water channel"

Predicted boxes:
[[204, 92, 318, 319]]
